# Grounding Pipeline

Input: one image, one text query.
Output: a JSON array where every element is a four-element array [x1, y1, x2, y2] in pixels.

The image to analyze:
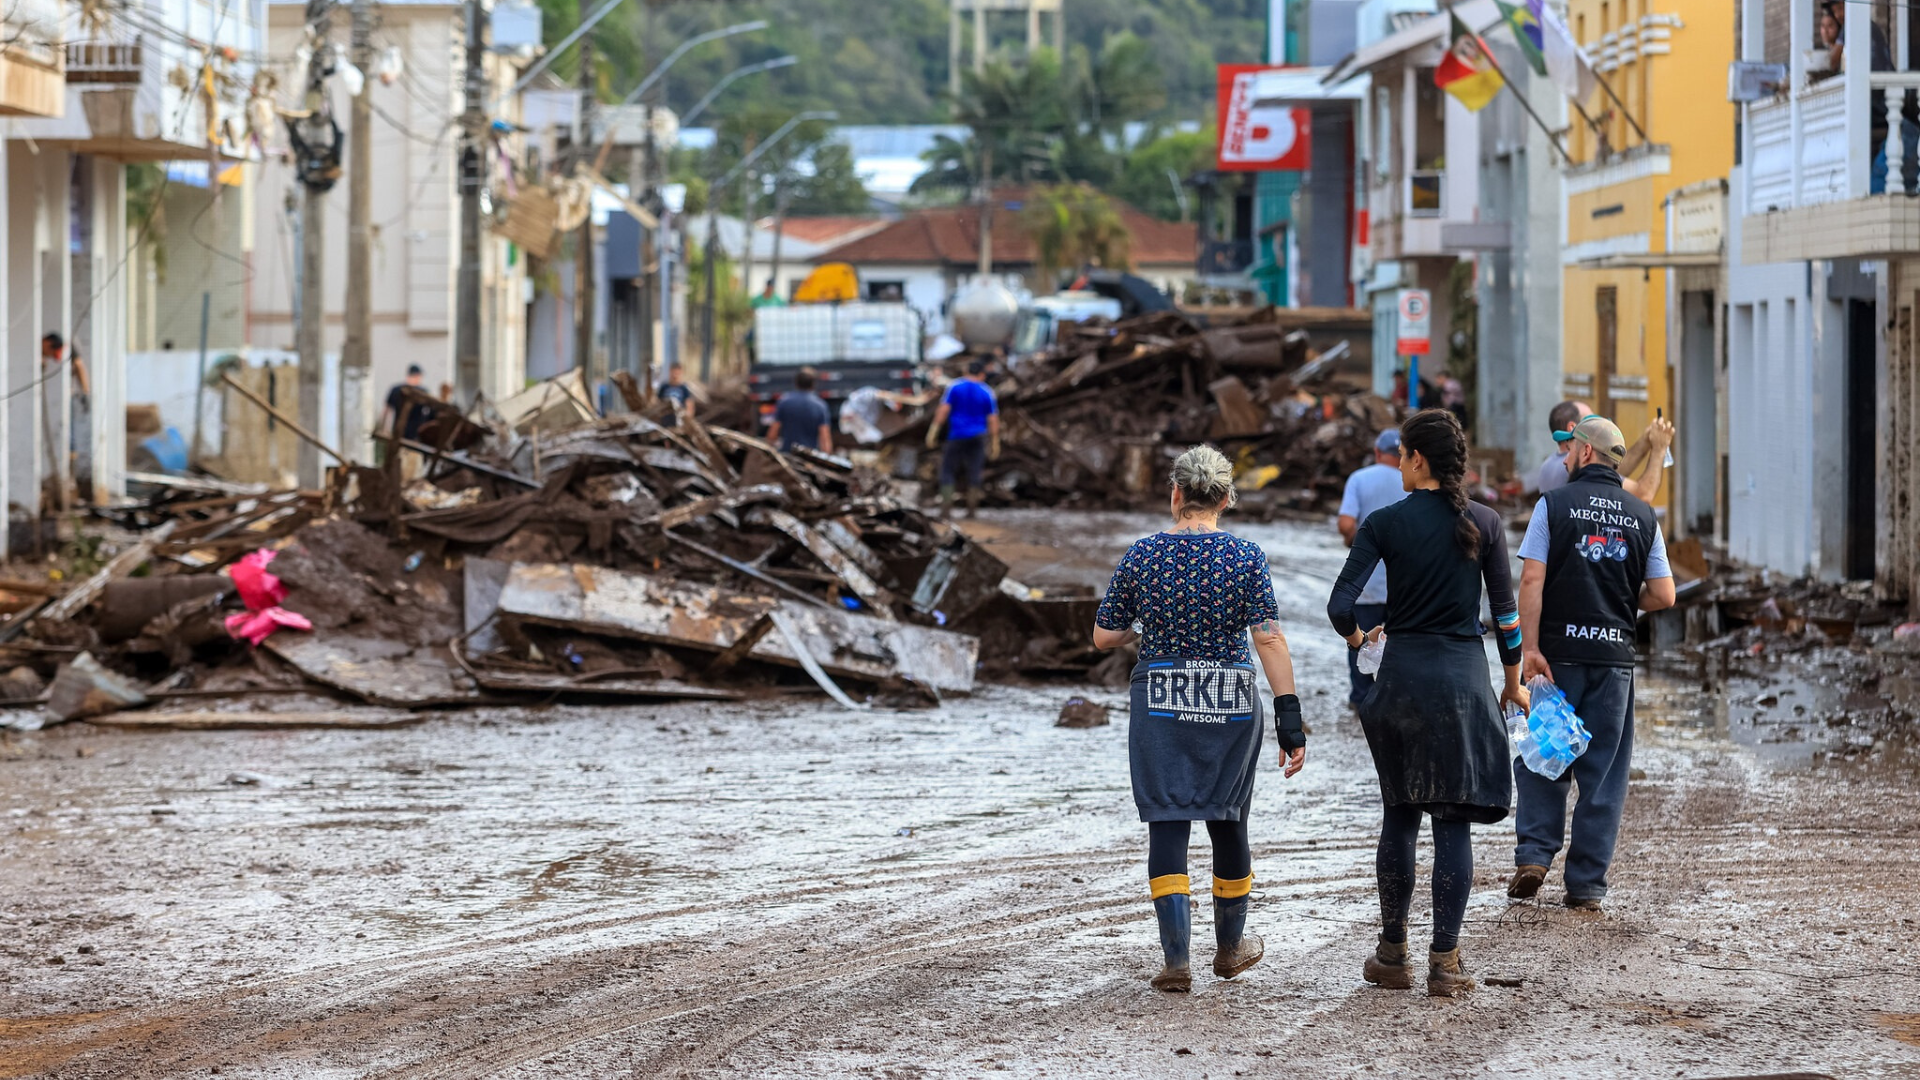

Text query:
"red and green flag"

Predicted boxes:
[[1496, 0, 1549, 77], [1435, 13, 1505, 112]]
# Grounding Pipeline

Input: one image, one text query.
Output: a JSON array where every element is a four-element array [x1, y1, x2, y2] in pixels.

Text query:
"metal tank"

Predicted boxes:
[[949, 279, 1021, 350]]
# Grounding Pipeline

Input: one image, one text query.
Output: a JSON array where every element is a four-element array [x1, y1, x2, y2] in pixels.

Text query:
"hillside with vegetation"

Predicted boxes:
[[535, 0, 1271, 126]]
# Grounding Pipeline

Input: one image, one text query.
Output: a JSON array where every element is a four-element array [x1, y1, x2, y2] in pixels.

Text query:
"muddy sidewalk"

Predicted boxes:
[[2, 514, 1918, 1079]]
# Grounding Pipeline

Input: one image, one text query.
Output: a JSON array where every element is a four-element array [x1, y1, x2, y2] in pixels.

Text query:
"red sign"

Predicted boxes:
[[1217, 65, 1311, 171]]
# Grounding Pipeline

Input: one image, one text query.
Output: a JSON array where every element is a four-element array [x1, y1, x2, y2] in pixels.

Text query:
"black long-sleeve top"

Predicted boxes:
[[1327, 489, 1523, 667]]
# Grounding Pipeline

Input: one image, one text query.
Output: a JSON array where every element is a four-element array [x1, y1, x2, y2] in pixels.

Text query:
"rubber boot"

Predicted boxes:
[[964, 487, 981, 520], [1427, 947, 1476, 998], [1211, 874, 1263, 978], [1149, 874, 1192, 992], [1362, 936, 1413, 989], [937, 484, 955, 521]]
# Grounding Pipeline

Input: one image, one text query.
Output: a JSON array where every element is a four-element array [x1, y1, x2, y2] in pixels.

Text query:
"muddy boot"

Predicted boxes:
[[1362, 936, 1413, 989], [1149, 875, 1192, 993], [1211, 875, 1263, 978], [1507, 864, 1547, 900], [964, 488, 981, 521], [937, 485, 955, 521], [1427, 947, 1476, 998]]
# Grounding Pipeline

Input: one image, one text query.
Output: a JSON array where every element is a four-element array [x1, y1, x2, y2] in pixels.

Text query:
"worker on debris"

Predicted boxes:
[[380, 364, 430, 479], [1327, 409, 1528, 998], [765, 366, 832, 454], [1510, 415, 1676, 913], [1336, 429, 1409, 708], [659, 362, 694, 426], [1537, 399, 1673, 503], [924, 357, 1000, 520], [1093, 445, 1305, 994]]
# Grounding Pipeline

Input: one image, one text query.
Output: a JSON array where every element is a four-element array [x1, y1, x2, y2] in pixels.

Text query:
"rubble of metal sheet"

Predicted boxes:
[[1, 381, 1127, 729], [887, 307, 1398, 516]]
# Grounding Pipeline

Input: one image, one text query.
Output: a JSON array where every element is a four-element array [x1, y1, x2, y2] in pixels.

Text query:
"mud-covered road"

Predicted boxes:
[[3, 513, 1918, 1079]]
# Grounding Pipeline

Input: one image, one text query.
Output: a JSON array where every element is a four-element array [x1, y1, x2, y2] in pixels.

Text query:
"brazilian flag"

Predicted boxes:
[[1496, 0, 1550, 77]]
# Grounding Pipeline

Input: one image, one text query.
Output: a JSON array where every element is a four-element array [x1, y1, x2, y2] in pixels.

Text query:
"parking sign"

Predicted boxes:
[[1395, 289, 1431, 357]]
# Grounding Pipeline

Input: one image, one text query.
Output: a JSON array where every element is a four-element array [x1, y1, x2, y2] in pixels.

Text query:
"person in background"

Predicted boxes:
[[41, 334, 91, 399], [1093, 444, 1305, 994], [659, 362, 694, 425], [1327, 409, 1527, 998], [924, 357, 1001, 520], [381, 365, 429, 442], [765, 367, 832, 454], [1537, 400, 1672, 504], [1336, 429, 1409, 708], [751, 280, 787, 309], [1509, 416, 1676, 914]]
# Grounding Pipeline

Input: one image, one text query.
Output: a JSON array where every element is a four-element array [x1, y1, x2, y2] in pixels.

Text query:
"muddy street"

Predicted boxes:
[[3, 512, 1918, 1079]]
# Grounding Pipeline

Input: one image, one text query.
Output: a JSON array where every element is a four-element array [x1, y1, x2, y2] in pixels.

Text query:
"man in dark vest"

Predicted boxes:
[[1508, 415, 1676, 912]]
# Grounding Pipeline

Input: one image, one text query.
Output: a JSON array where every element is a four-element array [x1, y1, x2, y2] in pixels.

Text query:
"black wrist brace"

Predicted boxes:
[[1272, 693, 1305, 752]]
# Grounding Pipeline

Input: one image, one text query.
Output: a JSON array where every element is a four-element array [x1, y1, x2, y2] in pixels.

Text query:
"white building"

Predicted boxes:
[[248, 0, 528, 456], [1730, 0, 1916, 596], [10, 0, 260, 516]]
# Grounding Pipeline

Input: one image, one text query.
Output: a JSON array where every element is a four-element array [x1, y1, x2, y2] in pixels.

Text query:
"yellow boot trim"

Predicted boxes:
[[1148, 873, 1191, 900], [1212, 873, 1254, 899]]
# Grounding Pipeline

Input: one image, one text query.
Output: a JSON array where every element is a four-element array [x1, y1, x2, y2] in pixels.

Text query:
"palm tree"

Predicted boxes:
[[1022, 182, 1132, 290], [910, 133, 986, 198]]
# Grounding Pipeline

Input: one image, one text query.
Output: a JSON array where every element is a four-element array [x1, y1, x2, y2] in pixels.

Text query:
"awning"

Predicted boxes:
[[1322, 0, 1501, 86], [1250, 67, 1368, 105], [1575, 251, 1723, 270]]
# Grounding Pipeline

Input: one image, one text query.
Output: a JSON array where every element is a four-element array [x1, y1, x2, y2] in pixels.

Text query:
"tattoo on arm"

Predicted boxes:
[[1251, 619, 1284, 636]]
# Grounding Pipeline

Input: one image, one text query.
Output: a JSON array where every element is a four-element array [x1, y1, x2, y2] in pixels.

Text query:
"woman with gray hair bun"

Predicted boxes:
[[1092, 444, 1305, 994]]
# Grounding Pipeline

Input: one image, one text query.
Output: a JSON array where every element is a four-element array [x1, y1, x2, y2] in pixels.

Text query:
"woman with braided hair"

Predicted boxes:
[[1094, 444, 1305, 993], [1326, 408, 1528, 998]]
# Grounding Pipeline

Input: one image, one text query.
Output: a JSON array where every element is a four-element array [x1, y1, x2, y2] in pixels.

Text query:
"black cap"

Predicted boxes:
[[406, 364, 424, 376]]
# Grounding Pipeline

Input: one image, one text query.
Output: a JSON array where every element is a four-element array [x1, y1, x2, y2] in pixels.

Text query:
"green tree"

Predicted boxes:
[[1113, 127, 1214, 221], [1022, 182, 1133, 290]]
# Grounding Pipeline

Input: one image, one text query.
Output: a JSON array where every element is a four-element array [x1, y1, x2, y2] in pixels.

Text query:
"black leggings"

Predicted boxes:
[[1147, 818, 1252, 883], [1377, 804, 1473, 952]]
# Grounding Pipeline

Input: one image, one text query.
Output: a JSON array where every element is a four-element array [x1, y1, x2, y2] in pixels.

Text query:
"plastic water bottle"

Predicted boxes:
[[1356, 633, 1386, 675], [1504, 702, 1550, 777], [1511, 677, 1592, 780]]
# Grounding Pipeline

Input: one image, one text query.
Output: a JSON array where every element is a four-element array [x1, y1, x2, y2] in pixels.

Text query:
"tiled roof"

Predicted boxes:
[[769, 216, 891, 246], [811, 189, 1196, 269]]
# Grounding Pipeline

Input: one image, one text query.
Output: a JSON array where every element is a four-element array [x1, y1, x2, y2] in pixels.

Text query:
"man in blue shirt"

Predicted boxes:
[[765, 367, 832, 453], [925, 358, 1000, 519], [1336, 428, 1410, 706]]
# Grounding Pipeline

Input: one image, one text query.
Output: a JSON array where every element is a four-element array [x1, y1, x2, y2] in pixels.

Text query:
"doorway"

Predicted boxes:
[[1679, 290, 1716, 537], [1595, 285, 1618, 418], [1845, 297, 1877, 580]]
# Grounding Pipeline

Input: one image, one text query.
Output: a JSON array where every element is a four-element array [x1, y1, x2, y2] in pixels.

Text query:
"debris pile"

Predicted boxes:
[[2, 384, 1119, 729], [890, 307, 1395, 514]]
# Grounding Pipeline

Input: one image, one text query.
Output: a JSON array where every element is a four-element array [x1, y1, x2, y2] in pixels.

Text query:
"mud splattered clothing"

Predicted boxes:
[[1095, 531, 1280, 664]]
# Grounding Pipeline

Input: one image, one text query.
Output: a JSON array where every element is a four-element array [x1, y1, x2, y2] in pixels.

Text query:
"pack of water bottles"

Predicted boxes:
[[1505, 676, 1592, 780]]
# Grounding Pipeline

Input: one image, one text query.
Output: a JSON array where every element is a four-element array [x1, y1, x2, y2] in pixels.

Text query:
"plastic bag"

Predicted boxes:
[[1356, 632, 1386, 676], [1506, 675, 1592, 780]]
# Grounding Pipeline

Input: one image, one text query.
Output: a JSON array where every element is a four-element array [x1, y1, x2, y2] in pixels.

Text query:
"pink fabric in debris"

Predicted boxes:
[[224, 607, 313, 646], [229, 549, 288, 612]]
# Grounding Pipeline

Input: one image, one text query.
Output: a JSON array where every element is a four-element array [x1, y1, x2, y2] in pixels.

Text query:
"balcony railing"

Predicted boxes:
[[1746, 71, 1920, 214], [66, 38, 145, 85]]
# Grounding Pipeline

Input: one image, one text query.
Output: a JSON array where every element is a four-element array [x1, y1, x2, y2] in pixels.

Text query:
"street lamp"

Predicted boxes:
[[702, 110, 837, 379], [621, 20, 770, 107], [680, 55, 797, 128]]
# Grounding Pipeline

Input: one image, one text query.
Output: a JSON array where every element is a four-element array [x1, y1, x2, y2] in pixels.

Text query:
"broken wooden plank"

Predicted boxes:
[[221, 373, 353, 465], [816, 519, 889, 581], [464, 669, 744, 700], [747, 508, 895, 616], [1208, 375, 1266, 437], [637, 484, 787, 530], [87, 710, 422, 730], [125, 471, 272, 496], [661, 532, 832, 609], [495, 562, 979, 692], [31, 520, 179, 630], [266, 634, 485, 706], [769, 609, 866, 710], [704, 613, 775, 677]]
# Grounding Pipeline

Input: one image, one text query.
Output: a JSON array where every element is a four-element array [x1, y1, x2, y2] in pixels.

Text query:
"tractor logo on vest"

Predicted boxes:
[[1576, 526, 1629, 563]]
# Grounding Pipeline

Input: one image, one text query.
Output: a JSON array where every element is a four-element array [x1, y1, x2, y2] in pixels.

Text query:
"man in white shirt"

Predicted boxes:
[[1336, 429, 1409, 706]]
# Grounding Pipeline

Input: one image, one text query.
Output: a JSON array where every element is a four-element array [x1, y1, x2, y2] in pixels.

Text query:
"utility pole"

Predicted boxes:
[[454, 0, 485, 404], [341, 0, 373, 462], [574, 35, 598, 399], [976, 144, 994, 277], [768, 172, 788, 291], [296, 0, 334, 489]]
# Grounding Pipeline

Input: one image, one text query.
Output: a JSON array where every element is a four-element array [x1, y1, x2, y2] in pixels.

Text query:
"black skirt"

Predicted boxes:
[[1357, 632, 1512, 824]]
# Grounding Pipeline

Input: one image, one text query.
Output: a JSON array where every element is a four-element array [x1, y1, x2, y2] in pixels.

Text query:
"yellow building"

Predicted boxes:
[[1560, 0, 1734, 515]]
